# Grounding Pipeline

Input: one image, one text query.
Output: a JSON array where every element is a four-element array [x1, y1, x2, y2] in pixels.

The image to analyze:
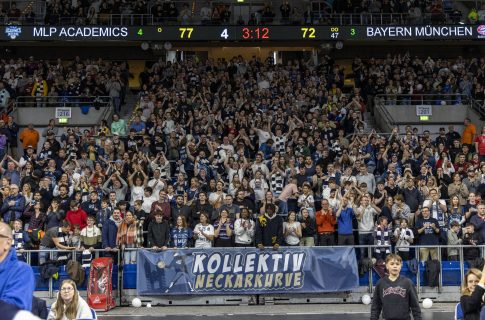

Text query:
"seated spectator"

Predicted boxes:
[[47, 279, 93, 320]]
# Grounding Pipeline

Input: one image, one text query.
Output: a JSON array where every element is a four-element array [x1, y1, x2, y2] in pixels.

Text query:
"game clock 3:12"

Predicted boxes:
[[240, 27, 270, 40]]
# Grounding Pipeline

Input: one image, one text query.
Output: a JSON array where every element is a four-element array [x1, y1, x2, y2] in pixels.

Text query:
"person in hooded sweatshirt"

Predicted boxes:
[[147, 210, 170, 249], [0, 221, 35, 311], [370, 253, 421, 320]]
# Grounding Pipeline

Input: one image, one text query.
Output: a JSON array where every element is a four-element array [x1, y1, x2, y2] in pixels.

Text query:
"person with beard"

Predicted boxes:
[[191, 192, 213, 227], [255, 203, 283, 249], [171, 194, 192, 226]]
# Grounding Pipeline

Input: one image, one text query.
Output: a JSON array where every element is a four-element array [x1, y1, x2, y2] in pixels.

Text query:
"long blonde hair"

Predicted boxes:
[[54, 279, 80, 320], [461, 268, 482, 296]]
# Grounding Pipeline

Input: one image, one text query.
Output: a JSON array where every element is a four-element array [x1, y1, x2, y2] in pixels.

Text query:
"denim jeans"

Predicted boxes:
[[278, 200, 288, 217], [359, 233, 374, 259]]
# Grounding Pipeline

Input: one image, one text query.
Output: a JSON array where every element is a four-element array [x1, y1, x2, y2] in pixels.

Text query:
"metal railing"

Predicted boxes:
[[14, 95, 112, 109], [24, 244, 483, 304], [470, 98, 485, 117], [46, 14, 154, 26], [374, 93, 471, 106]]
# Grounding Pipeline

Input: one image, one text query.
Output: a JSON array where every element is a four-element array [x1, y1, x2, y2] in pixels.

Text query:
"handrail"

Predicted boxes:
[[9, 11, 458, 26], [14, 95, 112, 108], [25, 244, 485, 299], [374, 93, 471, 106]]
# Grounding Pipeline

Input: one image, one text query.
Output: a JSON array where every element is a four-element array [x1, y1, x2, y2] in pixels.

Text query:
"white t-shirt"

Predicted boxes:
[[250, 178, 268, 201], [283, 221, 301, 245], [130, 186, 144, 205], [194, 223, 214, 248]]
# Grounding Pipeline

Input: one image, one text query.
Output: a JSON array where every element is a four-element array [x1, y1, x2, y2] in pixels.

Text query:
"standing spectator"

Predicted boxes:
[[233, 208, 254, 247], [300, 208, 316, 246], [80, 216, 102, 250], [283, 211, 302, 246], [255, 203, 283, 249], [171, 215, 192, 248], [356, 194, 379, 258], [415, 207, 440, 262], [19, 123, 40, 153], [117, 211, 141, 264], [280, 1, 291, 24], [213, 209, 234, 247], [474, 126, 485, 162], [315, 199, 336, 246], [6, 116, 18, 159], [447, 221, 462, 261], [462, 118, 477, 148], [394, 218, 414, 261], [374, 216, 391, 261], [65, 200, 88, 230], [448, 173, 470, 206], [102, 208, 122, 254], [471, 203, 485, 243], [0, 81, 10, 110], [193, 212, 214, 248], [200, 1, 211, 24], [106, 75, 122, 113], [336, 197, 355, 245], [147, 211, 170, 249], [0, 184, 25, 224]]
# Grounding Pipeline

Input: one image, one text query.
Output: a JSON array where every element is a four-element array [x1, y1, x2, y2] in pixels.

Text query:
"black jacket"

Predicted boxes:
[[461, 285, 485, 320], [147, 220, 171, 247]]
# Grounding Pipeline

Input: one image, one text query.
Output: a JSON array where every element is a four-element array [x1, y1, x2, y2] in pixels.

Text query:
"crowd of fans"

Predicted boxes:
[[31, 0, 481, 26], [0, 53, 485, 269]]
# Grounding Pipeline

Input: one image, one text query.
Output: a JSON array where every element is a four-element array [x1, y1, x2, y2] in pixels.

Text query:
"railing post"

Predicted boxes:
[[416, 246, 421, 295], [438, 246, 442, 294], [368, 245, 373, 293], [459, 245, 464, 286]]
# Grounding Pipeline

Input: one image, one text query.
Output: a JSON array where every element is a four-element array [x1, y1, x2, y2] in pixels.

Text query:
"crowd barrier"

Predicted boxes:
[[24, 244, 483, 305]]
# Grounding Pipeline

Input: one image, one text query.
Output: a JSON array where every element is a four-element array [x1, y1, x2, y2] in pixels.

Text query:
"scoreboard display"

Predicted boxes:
[[3, 25, 485, 41]]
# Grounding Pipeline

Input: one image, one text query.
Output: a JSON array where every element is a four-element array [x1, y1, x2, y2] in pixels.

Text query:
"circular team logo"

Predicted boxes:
[[477, 25, 485, 36]]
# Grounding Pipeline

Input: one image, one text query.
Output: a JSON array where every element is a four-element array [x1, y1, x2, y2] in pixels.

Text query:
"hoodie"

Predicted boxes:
[[370, 275, 421, 320], [0, 248, 35, 310]]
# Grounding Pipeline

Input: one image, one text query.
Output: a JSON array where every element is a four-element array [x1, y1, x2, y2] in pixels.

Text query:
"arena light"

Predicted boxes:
[[419, 115, 429, 121], [58, 118, 68, 124]]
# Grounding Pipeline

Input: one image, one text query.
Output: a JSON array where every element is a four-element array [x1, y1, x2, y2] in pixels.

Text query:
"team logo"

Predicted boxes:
[[477, 25, 485, 37], [5, 26, 21, 39]]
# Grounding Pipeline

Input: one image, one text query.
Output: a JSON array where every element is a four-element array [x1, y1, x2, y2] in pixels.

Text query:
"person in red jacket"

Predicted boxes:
[[65, 200, 88, 230], [315, 198, 336, 246]]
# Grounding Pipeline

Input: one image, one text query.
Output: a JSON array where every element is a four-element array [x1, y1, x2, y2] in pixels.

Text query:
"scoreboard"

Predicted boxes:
[[3, 25, 485, 41]]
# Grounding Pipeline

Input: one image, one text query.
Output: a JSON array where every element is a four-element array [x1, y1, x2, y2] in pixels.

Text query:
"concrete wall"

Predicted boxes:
[[13, 106, 108, 127], [375, 104, 469, 134]]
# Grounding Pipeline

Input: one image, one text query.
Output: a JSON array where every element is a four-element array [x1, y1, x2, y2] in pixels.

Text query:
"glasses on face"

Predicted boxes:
[[60, 287, 74, 292]]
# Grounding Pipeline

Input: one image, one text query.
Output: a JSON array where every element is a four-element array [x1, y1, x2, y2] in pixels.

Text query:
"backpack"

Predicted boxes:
[[67, 260, 85, 286], [406, 258, 419, 275]]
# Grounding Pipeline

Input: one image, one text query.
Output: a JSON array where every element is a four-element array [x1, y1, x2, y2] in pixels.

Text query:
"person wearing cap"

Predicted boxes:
[[19, 123, 39, 153]]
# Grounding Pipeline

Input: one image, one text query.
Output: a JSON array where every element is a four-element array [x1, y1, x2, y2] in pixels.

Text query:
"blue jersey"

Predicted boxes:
[[171, 227, 193, 248]]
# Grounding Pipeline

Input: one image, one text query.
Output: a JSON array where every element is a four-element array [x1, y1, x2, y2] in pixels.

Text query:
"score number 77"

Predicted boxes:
[[179, 28, 194, 39]]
